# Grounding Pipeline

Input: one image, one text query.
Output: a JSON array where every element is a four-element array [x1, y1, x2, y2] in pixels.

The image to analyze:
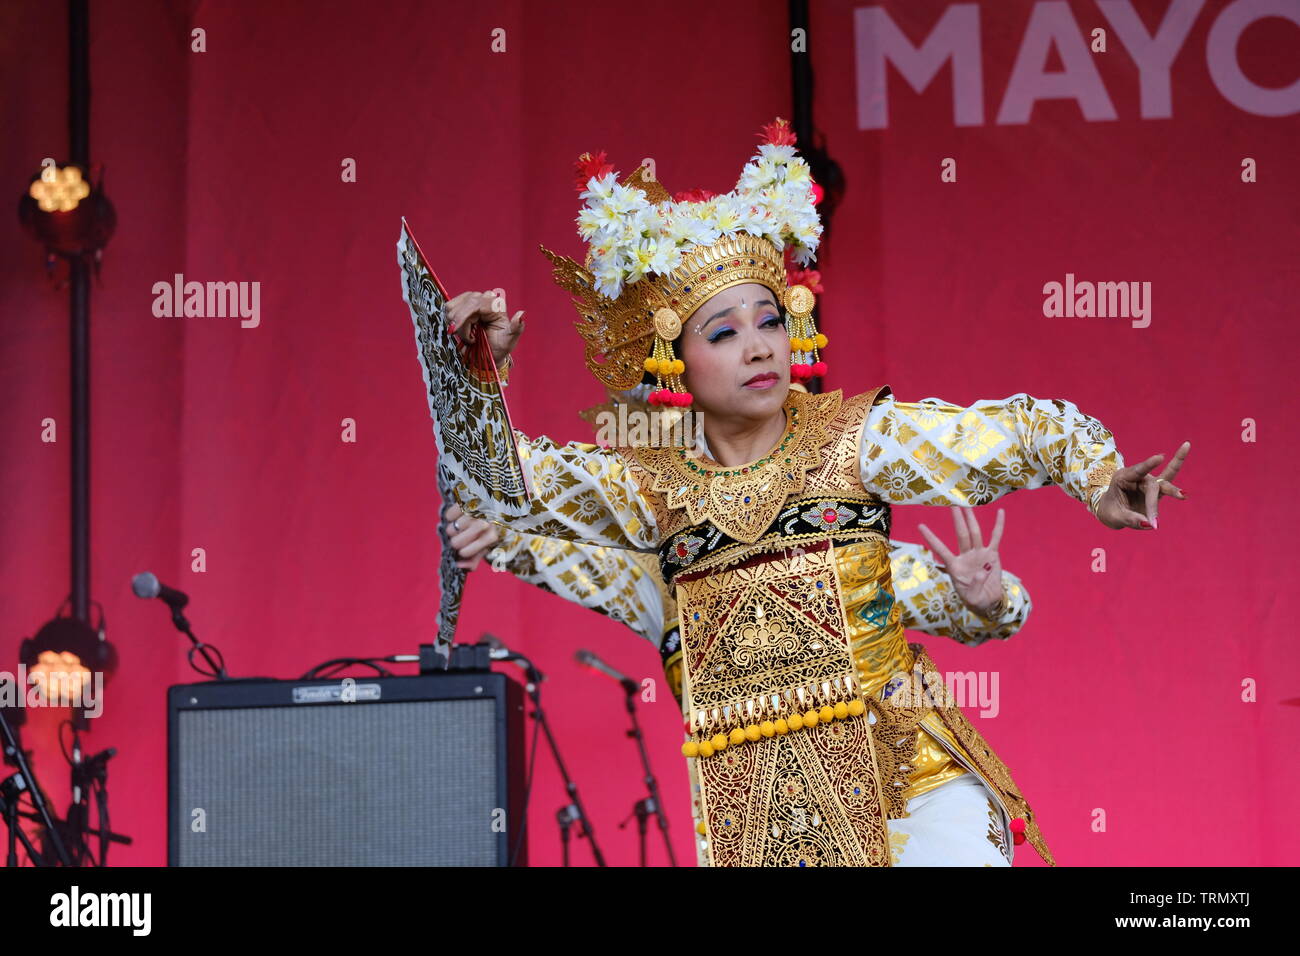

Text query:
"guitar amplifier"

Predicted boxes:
[[167, 670, 527, 866]]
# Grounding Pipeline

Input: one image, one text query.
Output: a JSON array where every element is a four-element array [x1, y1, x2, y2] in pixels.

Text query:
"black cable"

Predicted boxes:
[[319, 659, 385, 679], [57, 720, 74, 766], [299, 657, 399, 680], [186, 642, 226, 680]]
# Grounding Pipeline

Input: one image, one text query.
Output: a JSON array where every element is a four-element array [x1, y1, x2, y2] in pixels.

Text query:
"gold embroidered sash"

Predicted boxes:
[[678, 542, 894, 866]]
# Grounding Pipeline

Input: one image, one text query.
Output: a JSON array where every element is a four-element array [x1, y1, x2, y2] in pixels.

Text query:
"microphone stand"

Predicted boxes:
[[66, 718, 118, 866], [556, 805, 578, 867], [619, 683, 677, 867], [516, 659, 606, 867], [1, 775, 47, 866], [0, 712, 70, 865], [65, 722, 90, 865]]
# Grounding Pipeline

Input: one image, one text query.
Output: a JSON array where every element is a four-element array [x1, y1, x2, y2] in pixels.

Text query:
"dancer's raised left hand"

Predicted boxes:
[[917, 506, 1006, 615]]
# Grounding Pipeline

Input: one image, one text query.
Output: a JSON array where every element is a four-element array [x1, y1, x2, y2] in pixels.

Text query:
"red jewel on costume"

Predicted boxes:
[[1009, 817, 1027, 845]]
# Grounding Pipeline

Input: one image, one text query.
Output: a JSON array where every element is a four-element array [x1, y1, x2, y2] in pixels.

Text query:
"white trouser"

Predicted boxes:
[[888, 774, 1014, 866]]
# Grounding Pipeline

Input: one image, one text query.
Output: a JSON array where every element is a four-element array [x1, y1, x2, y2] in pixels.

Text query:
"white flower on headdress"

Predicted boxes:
[[646, 236, 683, 275], [764, 143, 797, 162], [607, 182, 647, 215], [625, 239, 659, 284], [664, 211, 705, 247], [670, 206, 720, 248], [589, 233, 618, 261], [580, 171, 618, 204], [782, 161, 811, 186], [586, 201, 627, 235], [626, 204, 664, 237], [577, 207, 607, 241], [785, 215, 822, 266], [713, 194, 749, 238], [593, 259, 626, 299], [739, 156, 780, 192]]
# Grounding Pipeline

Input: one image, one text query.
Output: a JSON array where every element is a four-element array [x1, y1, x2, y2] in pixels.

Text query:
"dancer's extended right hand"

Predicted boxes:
[[446, 290, 525, 366]]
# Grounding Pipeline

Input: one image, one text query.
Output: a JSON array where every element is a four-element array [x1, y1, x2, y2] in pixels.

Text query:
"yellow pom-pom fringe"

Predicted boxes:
[[683, 688, 875, 760]]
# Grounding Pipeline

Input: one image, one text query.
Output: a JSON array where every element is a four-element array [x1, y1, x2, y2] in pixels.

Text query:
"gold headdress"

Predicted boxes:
[[540, 118, 829, 406]]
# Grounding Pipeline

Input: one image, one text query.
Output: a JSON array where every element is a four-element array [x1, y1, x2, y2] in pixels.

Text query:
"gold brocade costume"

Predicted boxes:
[[449, 383, 1126, 866]]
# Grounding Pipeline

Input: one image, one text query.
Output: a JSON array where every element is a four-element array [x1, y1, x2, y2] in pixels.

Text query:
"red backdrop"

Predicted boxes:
[[2, 0, 1296, 866]]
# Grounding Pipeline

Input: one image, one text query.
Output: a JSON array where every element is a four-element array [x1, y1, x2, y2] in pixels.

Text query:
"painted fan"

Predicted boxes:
[[398, 218, 530, 666]]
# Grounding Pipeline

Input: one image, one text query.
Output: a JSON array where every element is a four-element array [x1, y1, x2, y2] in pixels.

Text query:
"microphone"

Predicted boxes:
[[481, 633, 523, 662], [131, 572, 189, 610], [574, 649, 639, 694], [480, 634, 541, 678]]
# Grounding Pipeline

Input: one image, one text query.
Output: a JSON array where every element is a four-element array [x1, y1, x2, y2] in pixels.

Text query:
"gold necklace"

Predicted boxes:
[[625, 389, 841, 544]]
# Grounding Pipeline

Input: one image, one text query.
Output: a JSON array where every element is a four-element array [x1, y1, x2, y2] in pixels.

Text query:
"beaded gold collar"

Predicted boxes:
[[623, 388, 843, 544]]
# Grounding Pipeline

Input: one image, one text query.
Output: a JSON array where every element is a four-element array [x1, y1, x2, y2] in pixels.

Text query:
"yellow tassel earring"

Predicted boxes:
[[783, 285, 827, 383], [643, 308, 692, 406]]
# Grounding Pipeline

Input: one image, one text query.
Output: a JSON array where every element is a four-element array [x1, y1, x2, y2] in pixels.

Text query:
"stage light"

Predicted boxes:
[[17, 161, 116, 264], [28, 650, 93, 702], [19, 615, 117, 707], [28, 163, 91, 212]]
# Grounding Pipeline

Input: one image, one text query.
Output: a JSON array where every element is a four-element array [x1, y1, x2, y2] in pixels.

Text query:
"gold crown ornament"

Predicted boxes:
[[540, 118, 831, 406]]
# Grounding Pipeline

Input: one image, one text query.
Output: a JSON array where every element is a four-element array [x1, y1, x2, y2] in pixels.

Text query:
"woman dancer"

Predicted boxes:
[[432, 118, 1190, 866]]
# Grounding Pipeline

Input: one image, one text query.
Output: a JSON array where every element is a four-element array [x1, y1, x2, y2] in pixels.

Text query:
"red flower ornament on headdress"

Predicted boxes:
[[573, 150, 615, 193], [759, 117, 798, 147]]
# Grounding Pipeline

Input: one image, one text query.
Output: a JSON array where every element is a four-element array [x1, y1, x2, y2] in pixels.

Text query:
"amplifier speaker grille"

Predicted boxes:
[[169, 675, 522, 866]]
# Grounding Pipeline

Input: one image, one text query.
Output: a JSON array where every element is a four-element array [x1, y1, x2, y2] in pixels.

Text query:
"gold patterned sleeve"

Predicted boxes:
[[485, 528, 666, 647], [488, 528, 688, 713], [860, 392, 1125, 514], [449, 431, 660, 550], [889, 539, 1032, 647]]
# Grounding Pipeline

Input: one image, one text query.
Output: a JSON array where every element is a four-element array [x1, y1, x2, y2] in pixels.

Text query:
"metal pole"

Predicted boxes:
[[69, 0, 91, 622]]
